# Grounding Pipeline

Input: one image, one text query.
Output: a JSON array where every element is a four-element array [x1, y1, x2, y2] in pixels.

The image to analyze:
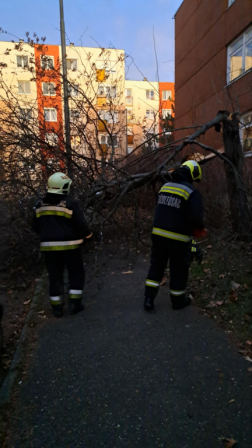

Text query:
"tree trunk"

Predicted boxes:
[[222, 113, 251, 236]]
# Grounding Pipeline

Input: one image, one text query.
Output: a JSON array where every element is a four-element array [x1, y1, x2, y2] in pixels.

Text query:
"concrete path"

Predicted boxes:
[[6, 248, 252, 447]]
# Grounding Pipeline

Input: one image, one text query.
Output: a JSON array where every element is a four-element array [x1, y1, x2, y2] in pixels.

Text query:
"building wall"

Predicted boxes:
[[175, 0, 252, 150], [125, 79, 160, 151]]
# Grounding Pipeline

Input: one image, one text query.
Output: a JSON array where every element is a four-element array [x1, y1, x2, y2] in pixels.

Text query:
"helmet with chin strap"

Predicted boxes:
[[181, 160, 202, 182], [47, 172, 72, 195]]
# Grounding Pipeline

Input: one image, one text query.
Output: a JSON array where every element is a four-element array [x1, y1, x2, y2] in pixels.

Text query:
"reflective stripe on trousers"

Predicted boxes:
[[50, 295, 63, 305], [170, 289, 186, 296], [40, 239, 83, 251], [145, 279, 160, 288], [69, 289, 83, 299]]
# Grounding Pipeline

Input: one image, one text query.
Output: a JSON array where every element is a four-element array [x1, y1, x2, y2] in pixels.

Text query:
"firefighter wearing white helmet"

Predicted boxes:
[[144, 160, 205, 311], [32, 172, 92, 317]]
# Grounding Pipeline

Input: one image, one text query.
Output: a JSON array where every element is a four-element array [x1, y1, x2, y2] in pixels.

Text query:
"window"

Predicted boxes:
[[96, 60, 116, 74], [98, 110, 119, 123], [228, 0, 235, 6], [67, 59, 78, 71], [19, 108, 33, 121], [45, 133, 58, 146], [42, 82, 56, 96], [16, 55, 28, 68], [99, 134, 118, 147], [41, 55, 54, 70], [127, 146, 133, 154], [162, 90, 172, 100], [68, 84, 79, 97], [162, 109, 172, 119], [98, 85, 117, 98], [240, 112, 252, 152], [44, 108, 57, 122], [146, 110, 155, 119], [146, 90, 154, 100], [125, 88, 132, 105], [20, 134, 33, 148], [18, 81, 31, 95], [70, 109, 80, 121], [227, 26, 252, 83]]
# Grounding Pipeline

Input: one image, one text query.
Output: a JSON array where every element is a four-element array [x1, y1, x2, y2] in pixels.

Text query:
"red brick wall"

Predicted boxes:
[[175, 0, 252, 150]]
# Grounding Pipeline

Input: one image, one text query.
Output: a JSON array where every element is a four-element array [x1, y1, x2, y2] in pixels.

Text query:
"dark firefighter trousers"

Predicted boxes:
[[145, 234, 190, 307], [44, 248, 85, 307]]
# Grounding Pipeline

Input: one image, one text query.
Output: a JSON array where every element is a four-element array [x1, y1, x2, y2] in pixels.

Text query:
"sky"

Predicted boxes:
[[1, 0, 182, 82]]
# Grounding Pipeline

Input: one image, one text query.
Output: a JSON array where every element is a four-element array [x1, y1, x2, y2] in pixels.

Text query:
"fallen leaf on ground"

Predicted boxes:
[[206, 301, 217, 308], [204, 268, 211, 273], [216, 301, 223, 306], [245, 356, 252, 362], [207, 245, 212, 249], [219, 274, 225, 279], [38, 315, 46, 319], [23, 300, 31, 305], [37, 310, 45, 314], [111, 272, 115, 275], [229, 399, 235, 403], [121, 271, 133, 274], [247, 367, 252, 372], [160, 278, 167, 286], [246, 340, 252, 346], [243, 283, 248, 290], [229, 290, 238, 303], [230, 281, 240, 290], [222, 438, 237, 448]]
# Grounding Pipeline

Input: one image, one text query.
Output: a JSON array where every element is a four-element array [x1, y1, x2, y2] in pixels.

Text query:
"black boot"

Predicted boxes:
[[172, 295, 192, 310], [69, 299, 84, 315], [144, 296, 154, 311], [52, 304, 64, 318]]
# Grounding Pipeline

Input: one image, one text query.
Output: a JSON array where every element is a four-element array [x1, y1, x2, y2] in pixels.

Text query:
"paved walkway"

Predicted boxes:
[[6, 248, 252, 447]]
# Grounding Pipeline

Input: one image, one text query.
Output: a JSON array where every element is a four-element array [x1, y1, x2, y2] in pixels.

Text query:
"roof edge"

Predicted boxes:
[[174, 0, 185, 17]]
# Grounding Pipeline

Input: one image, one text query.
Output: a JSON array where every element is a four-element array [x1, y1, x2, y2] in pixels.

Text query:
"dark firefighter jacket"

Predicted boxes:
[[152, 169, 204, 243], [32, 193, 91, 251]]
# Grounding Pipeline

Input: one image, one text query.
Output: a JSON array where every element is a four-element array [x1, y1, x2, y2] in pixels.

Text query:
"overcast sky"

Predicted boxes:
[[1, 0, 182, 82]]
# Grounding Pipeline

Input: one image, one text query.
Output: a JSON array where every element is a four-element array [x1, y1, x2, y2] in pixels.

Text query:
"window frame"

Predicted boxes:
[[16, 55, 29, 69], [66, 59, 78, 71], [227, 25, 252, 84], [19, 107, 33, 121], [98, 110, 119, 124], [240, 111, 252, 153], [70, 109, 80, 122], [68, 84, 79, 98], [17, 80, 31, 95], [99, 134, 119, 147], [162, 90, 172, 101], [44, 108, 57, 122], [42, 82, 56, 96], [40, 55, 55, 70], [98, 85, 117, 99], [162, 109, 172, 119], [146, 109, 155, 120], [146, 90, 155, 100]]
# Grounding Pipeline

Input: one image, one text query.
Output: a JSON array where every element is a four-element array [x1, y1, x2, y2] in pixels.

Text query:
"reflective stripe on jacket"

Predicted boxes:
[[152, 180, 204, 242]]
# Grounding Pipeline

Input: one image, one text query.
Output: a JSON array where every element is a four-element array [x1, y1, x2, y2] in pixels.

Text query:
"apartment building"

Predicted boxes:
[[174, 0, 252, 154], [0, 40, 174, 164]]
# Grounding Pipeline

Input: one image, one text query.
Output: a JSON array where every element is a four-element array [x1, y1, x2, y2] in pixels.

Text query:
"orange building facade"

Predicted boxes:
[[159, 82, 175, 142]]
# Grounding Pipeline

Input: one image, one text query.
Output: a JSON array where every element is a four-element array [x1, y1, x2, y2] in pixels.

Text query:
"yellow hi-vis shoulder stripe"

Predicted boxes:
[[152, 228, 191, 242], [159, 186, 190, 201], [36, 206, 73, 219], [159, 183, 193, 201]]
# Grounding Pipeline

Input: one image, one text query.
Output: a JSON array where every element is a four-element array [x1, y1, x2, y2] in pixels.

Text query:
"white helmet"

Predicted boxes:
[[47, 172, 72, 195]]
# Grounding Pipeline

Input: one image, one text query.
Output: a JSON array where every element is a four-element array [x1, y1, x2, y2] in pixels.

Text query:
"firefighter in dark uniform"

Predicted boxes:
[[144, 160, 204, 311], [32, 172, 92, 318]]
